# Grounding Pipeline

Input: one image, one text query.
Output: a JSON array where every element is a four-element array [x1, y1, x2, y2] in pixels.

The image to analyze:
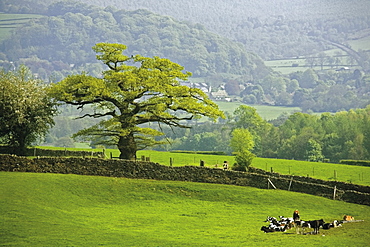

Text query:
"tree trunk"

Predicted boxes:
[[118, 133, 137, 160]]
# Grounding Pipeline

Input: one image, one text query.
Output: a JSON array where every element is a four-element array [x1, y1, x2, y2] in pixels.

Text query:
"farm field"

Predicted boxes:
[[0, 13, 43, 41], [265, 34, 370, 74], [1, 172, 369, 246], [35, 147, 370, 186], [136, 150, 370, 187], [215, 101, 301, 120]]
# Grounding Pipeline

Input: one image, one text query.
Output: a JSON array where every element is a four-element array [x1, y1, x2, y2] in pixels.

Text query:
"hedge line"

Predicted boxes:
[[0, 146, 104, 158], [170, 150, 227, 155], [340, 160, 370, 167]]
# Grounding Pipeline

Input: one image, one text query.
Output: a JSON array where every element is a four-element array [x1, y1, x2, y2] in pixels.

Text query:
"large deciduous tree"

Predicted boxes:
[[49, 43, 224, 160], [0, 65, 57, 155]]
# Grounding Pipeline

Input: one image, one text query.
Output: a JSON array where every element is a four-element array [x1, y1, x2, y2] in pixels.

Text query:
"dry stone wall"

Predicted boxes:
[[0, 146, 104, 157], [0, 154, 369, 206]]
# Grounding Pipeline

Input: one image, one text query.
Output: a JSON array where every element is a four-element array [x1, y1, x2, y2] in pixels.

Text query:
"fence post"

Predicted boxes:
[[288, 177, 293, 191], [333, 186, 337, 200], [200, 160, 204, 167], [267, 178, 276, 189], [170, 157, 173, 166]]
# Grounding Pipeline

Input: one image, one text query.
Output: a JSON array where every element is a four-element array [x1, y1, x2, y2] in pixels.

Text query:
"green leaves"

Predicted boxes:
[[51, 43, 224, 158], [230, 128, 256, 170], [0, 65, 58, 154]]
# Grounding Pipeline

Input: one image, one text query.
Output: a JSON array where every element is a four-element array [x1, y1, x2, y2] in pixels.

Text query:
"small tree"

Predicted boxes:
[[305, 138, 324, 162], [230, 128, 255, 171], [0, 65, 57, 155], [49, 43, 224, 159]]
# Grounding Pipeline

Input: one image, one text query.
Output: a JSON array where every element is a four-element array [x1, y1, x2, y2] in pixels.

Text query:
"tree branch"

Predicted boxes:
[[75, 110, 116, 119]]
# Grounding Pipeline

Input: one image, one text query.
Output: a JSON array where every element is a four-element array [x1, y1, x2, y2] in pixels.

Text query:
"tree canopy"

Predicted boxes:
[[49, 43, 225, 159], [0, 65, 57, 154]]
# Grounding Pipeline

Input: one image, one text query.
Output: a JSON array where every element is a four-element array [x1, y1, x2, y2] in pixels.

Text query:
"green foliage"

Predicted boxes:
[[230, 128, 255, 170], [1, 2, 267, 77], [49, 43, 224, 159], [1, 172, 370, 246], [305, 138, 324, 162], [340, 160, 370, 167], [0, 65, 57, 154]]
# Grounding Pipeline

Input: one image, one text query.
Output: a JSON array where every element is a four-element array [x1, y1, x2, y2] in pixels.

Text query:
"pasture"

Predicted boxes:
[[265, 33, 370, 74], [34, 147, 370, 186], [215, 101, 301, 120], [134, 150, 370, 187], [0, 13, 43, 41], [1, 172, 369, 246]]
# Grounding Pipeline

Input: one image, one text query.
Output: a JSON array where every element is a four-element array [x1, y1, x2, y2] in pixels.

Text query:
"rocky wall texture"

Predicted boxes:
[[0, 146, 104, 157], [0, 154, 369, 206]]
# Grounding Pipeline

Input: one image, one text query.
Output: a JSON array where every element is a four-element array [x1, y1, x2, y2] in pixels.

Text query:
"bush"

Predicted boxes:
[[231, 162, 247, 172]]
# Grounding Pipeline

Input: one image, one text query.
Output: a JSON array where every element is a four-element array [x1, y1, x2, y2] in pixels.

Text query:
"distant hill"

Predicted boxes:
[[0, 1, 270, 78], [4, 0, 368, 60]]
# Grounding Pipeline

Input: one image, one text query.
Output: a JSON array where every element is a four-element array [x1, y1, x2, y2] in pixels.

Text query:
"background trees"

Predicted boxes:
[[230, 128, 255, 171], [49, 43, 224, 159], [0, 65, 57, 155]]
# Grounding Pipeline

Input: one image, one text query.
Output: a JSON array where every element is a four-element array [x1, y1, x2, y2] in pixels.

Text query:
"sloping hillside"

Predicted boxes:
[[1, 172, 369, 246]]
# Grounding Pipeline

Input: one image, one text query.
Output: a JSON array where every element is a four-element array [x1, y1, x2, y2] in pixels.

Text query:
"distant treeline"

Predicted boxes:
[[147, 105, 370, 163]]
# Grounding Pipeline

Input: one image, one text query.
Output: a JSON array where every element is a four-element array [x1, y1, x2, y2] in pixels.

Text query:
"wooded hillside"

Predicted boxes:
[[0, 1, 268, 78], [3, 0, 369, 60]]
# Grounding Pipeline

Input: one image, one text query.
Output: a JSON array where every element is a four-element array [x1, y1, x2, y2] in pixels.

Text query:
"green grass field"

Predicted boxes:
[[35, 147, 370, 186], [1, 172, 369, 246], [215, 101, 301, 120], [0, 13, 43, 41], [265, 34, 370, 74]]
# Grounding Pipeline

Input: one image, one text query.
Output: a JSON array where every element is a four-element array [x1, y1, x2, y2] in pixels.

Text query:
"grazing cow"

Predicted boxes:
[[261, 216, 292, 233], [261, 226, 275, 233], [305, 219, 325, 234], [343, 215, 354, 221], [323, 223, 332, 229], [279, 216, 294, 222]]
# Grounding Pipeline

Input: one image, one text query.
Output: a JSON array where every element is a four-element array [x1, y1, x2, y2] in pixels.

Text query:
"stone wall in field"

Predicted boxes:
[[0, 154, 369, 206], [0, 146, 104, 158]]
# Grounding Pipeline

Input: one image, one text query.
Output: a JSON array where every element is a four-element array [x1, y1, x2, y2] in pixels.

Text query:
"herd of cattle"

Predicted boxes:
[[260, 212, 344, 235]]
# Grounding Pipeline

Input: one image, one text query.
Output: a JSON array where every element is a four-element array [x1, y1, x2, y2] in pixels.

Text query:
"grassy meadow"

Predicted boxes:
[[1, 172, 369, 246], [265, 33, 370, 74], [35, 147, 370, 186], [215, 101, 301, 120], [0, 13, 43, 41]]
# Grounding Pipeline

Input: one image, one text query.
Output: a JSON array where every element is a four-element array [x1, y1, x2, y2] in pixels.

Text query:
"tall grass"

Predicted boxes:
[[1, 172, 369, 246]]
